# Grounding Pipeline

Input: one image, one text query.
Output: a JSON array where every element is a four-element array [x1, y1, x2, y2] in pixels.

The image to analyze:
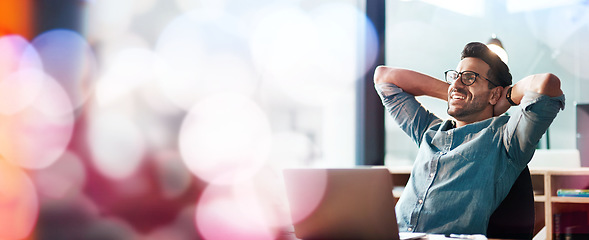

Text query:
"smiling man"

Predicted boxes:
[[373, 42, 565, 235]]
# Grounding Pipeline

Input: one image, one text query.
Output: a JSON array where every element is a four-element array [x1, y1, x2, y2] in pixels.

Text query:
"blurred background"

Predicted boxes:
[[0, 0, 586, 239]]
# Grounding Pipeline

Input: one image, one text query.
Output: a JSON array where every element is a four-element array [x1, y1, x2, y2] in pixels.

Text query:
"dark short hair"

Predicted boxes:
[[461, 42, 512, 87]]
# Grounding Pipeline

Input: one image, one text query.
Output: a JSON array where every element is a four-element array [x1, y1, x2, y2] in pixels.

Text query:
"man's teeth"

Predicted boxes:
[[452, 95, 465, 100]]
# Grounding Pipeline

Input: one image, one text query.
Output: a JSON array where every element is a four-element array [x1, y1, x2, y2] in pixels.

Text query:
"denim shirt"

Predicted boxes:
[[375, 83, 565, 234]]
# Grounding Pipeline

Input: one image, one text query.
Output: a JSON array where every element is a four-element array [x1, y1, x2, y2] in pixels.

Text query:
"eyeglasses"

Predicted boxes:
[[444, 70, 497, 87]]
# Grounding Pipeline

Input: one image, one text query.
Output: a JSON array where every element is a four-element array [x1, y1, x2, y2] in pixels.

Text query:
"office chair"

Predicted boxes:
[[487, 166, 535, 240]]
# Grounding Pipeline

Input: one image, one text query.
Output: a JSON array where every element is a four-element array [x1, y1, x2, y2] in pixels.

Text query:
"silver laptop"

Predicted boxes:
[[282, 168, 401, 240]]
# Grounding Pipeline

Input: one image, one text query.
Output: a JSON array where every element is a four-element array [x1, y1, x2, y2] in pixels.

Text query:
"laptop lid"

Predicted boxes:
[[282, 168, 399, 240]]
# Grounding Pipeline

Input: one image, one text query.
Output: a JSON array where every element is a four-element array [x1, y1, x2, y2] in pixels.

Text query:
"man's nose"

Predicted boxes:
[[451, 77, 464, 88]]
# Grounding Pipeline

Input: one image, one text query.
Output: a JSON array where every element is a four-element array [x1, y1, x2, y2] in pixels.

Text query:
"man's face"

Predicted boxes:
[[447, 57, 494, 122]]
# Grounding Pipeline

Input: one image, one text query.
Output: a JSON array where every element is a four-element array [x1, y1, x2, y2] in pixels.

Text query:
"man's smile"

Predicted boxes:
[[449, 89, 468, 103]]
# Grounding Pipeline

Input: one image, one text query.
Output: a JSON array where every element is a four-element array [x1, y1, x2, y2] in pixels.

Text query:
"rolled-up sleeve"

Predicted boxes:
[[503, 91, 566, 169], [375, 83, 442, 146]]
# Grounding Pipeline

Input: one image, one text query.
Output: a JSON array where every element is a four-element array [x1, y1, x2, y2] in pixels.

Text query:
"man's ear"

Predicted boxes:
[[489, 86, 504, 105]]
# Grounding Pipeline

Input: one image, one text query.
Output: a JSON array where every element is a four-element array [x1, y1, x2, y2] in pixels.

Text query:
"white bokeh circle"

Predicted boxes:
[[195, 182, 277, 240], [87, 110, 146, 180], [155, 10, 256, 110], [179, 93, 271, 185]]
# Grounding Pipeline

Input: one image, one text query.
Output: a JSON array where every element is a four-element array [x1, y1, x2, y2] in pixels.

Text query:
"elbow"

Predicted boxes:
[[373, 66, 399, 85], [541, 73, 560, 85], [374, 65, 388, 84], [537, 73, 563, 97]]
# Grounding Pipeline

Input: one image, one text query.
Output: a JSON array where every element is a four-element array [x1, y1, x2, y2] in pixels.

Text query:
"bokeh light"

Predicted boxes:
[[0, 73, 74, 170], [249, 2, 377, 106], [87, 0, 134, 41], [179, 93, 271, 185], [195, 181, 280, 240], [18, 0, 379, 238], [310, 2, 379, 81], [32, 29, 98, 111], [87, 110, 146, 180], [0, 35, 44, 115], [0, 34, 42, 77], [34, 151, 86, 200], [249, 4, 319, 79], [96, 32, 151, 64], [155, 9, 256, 110], [96, 47, 160, 106], [0, 157, 38, 240], [282, 168, 328, 224], [0, 69, 45, 115]]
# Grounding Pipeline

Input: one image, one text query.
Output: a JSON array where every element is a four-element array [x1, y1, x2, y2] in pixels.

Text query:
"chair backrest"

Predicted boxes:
[[487, 166, 535, 240]]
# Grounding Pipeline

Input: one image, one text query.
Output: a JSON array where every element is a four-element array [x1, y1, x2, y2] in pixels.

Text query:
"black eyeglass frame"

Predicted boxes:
[[444, 70, 497, 87]]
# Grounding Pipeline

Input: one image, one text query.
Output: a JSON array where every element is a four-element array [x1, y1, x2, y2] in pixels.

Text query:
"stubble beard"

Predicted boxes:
[[447, 96, 488, 120]]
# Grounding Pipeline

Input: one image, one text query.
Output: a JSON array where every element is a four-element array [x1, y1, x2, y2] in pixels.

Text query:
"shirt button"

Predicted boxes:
[[408, 227, 413, 231], [418, 199, 423, 204], [430, 173, 435, 177]]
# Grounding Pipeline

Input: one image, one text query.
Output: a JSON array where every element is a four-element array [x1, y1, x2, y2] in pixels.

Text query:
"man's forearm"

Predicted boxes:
[[374, 66, 449, 101], [509, 73, 563, 105], [494, 73, 563, 116]]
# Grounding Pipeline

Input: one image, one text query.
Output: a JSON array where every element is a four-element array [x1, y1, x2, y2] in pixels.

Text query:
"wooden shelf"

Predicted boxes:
[[530, 167, 589, 240], [551, 196, 589, 203], [534, 195, 546, 202]]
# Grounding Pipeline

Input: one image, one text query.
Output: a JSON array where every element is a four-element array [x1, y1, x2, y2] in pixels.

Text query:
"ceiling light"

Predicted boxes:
[[487, 35, 508, 64]]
